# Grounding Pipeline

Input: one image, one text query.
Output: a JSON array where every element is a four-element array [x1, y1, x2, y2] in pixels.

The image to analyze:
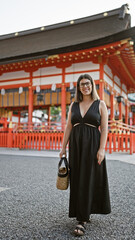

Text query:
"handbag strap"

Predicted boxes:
[[58, 157, 69, 176], [58, 156, 69, 169]]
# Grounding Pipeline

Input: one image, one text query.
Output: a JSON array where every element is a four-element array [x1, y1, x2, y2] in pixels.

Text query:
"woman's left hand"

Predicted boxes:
[[97, 148, 105, 165]]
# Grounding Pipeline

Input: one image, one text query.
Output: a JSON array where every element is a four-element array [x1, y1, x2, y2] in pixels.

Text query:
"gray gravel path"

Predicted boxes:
[[0, 155, 135, 240]]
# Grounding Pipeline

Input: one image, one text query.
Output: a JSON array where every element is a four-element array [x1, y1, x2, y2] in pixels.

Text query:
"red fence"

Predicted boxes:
[[0, 130, 8, 147], [12, 132, 64, 150], [0, 120, 135, 154], [0, 130, 135, 154], [105, 132, 135, 154]]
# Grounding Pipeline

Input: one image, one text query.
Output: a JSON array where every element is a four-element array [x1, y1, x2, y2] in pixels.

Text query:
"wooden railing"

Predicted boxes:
[[105, 132, 134, 154], [0, 129, 8, 147], [106, 120, 135, 154], [108, 119, 135, 133], [0, 120, 135, 154], [12, 131, 64, 150]]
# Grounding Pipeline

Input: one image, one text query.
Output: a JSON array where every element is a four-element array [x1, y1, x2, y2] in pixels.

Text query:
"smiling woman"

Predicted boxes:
[[75, 74, 99, 102], [59, 73, 111, 237]]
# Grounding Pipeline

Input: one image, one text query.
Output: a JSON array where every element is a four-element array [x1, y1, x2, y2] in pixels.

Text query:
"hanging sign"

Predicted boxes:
[[51, 83, 56, 91], [36, 86, 40, 93], [70, 82, 74, 90], [19, 87, 23, 94], [1, 88, 5, 95]]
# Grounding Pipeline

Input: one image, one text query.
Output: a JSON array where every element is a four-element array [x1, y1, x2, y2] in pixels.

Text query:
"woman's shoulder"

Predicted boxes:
[[99, 100, 106, 107], [99, 100, 107, 113], [71, 101, 78, 106], [69, 101, 78, 112]]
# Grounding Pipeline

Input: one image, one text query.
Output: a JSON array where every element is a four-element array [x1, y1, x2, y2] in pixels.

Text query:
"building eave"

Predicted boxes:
[[0, 27, 134, 65]]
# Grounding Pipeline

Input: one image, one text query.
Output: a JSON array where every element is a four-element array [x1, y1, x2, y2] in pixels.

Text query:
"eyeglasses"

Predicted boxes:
[[80, 82, 91, 88]]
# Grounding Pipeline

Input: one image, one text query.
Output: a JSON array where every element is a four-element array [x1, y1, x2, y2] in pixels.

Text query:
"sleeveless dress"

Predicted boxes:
[[68, 100, 111, 222]]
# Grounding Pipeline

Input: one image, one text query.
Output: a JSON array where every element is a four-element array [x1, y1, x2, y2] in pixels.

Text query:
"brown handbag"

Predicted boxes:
[[56, 156, 69, 190]]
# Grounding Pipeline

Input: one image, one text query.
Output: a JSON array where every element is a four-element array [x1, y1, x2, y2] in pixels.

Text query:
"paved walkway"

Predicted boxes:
[[0, 149, 135, 239], [0, 147, 135, 165]]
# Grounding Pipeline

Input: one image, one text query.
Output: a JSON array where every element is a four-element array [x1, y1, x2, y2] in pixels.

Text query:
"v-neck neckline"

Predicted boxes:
[[78, 100, 97, 119]]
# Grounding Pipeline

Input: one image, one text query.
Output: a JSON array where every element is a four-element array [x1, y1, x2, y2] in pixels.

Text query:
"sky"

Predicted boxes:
[[0, 0, 135, 36]]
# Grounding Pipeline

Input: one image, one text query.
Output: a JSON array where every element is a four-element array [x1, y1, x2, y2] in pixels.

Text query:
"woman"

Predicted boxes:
[[59, 74, 111, 236]]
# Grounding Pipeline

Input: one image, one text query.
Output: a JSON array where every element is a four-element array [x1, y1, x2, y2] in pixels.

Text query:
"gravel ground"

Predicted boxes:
[[0, 155, 135, 240]]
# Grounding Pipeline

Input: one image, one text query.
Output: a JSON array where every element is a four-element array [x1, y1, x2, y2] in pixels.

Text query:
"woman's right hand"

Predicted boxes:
[[59, 148, 66, 159]]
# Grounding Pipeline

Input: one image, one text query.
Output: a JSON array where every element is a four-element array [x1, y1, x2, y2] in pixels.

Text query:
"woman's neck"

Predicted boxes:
[[82, 95, 92, 102]]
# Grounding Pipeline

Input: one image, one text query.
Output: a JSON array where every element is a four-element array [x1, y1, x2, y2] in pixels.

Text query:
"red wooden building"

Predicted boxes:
[[0, 4, 135, 153]]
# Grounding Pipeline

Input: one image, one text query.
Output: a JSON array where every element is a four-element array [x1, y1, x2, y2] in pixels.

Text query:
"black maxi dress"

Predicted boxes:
[[68, 100, 111, 222]]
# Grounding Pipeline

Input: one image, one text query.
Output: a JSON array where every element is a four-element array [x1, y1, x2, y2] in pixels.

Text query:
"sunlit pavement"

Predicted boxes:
[[0, 147, 134, 165], [0, 150, 135, 239]]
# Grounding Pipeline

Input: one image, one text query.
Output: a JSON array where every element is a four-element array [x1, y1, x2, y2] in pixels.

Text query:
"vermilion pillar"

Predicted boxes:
[[110, 92, 114, 120], [125, 101, 129, 124], [18, 112, 21, 124], [99, 63, 104, 100], [28, 72, 33, 125], [133, 113, 135, 125], [119, 101, 122, 121], [61, 68, 66, 130]]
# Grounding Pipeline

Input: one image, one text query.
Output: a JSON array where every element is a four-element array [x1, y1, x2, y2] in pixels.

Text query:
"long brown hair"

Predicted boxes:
[[75, 74, 100, 102]]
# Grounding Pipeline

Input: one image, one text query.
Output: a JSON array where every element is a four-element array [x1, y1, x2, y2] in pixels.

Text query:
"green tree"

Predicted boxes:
[[51, 106, 61, 121]]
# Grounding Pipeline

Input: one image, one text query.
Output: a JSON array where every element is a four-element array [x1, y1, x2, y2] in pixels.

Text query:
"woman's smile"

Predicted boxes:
[[79, 79, 92, 96]]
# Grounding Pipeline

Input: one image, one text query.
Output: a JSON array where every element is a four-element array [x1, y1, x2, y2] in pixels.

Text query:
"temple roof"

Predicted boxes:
[[0, 4, 134, 64]]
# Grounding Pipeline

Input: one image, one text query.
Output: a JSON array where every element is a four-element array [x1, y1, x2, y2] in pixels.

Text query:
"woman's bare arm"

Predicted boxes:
[[97, 100, 108, 164], [59, 102, 73, 158]]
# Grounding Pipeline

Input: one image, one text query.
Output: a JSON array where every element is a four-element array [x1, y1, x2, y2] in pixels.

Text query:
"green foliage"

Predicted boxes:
[[50, 105, 70, 121], [51, 106, 61, 121]]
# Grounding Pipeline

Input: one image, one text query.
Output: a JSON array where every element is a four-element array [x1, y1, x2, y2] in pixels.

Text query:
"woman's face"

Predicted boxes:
[[79, 79, 92, 96]]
